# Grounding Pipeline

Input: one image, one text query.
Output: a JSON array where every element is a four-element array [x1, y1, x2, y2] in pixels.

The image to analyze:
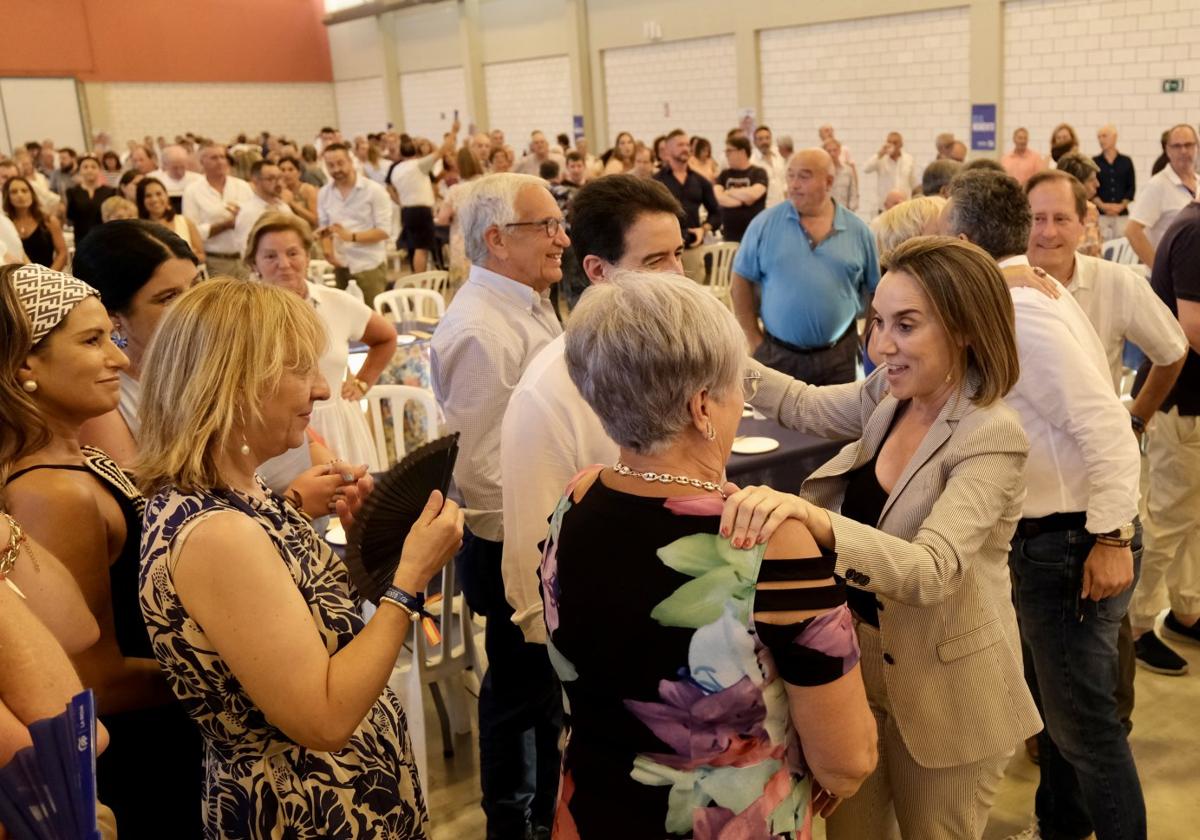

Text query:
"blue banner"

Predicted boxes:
[[971, 104, 997, 151]]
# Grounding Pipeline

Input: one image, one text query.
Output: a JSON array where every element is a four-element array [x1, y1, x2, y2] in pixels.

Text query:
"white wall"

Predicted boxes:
[[1, 78, 86, 152], [334, 76, 389, 137], [484, 55, 573, 151], [1004, 0, 1200, 186], [95, 82, 337, 146], [760, 5, 970, 210], [400, 67, 469, 139], [602, 34, 737, 149]]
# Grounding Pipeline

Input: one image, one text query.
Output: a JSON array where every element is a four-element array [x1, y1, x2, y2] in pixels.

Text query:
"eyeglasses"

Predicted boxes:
[[504, 218, 563, 238], [742, 369, 762, 402]]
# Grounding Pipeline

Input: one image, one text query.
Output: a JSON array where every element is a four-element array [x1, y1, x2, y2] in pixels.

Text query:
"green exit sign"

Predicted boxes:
[[1162, 78, 1185, 93]]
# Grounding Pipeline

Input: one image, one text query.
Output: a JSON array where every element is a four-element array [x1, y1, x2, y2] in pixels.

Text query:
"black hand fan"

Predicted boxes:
[[344, 432, 460, 604]]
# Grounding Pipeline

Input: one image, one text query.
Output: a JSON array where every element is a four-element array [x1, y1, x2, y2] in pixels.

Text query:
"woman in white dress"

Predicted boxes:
[[246, 212, 398, 471]]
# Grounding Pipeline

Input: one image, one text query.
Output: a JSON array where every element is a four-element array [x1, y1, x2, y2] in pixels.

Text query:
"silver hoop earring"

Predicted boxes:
[[22, 380, 37, 393]]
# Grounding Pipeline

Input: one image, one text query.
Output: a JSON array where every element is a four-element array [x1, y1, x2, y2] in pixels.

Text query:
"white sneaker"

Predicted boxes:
[[1004, 826, 1041, 840]]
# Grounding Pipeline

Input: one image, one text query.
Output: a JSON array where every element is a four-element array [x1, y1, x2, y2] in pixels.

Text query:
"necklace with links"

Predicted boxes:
[[613, 461, 726, 497]]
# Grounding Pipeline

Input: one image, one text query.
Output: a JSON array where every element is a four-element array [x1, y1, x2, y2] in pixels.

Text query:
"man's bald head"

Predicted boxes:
[[162, 144, 189, 176], [791, 147, 835, 177], [786, 148, 836, 214], [1097, 124, 1118, 153]]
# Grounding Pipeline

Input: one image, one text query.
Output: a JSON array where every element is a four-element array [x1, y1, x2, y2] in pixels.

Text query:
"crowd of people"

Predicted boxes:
[[0, 110, 1196, 840]]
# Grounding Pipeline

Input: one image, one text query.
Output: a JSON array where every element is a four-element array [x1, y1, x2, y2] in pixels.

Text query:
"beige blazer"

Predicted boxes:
[[751, 362, 1043, 769]]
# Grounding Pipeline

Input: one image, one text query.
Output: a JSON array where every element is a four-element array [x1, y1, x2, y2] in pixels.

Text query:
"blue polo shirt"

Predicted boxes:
[[734, 200, 880, 348]]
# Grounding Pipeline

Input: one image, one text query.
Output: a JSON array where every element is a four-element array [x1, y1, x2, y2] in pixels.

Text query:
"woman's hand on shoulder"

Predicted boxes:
[[720, 482, 810, 550], [393, 490, 463, 592]]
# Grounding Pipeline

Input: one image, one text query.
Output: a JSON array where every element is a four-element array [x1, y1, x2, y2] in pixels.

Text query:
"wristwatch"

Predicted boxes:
[[1094, 522, 1135, 548]]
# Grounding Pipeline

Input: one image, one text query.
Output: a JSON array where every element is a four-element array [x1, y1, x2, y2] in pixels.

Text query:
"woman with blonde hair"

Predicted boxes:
[[137, 277, 463, 837], [435, 146, 486, 285], [723, 236, 1042, 839], [869, 195, 947, 258]]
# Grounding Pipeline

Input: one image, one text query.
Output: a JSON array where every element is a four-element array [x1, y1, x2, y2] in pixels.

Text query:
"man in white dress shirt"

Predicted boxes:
[[514, 130, 565, 177], [944, 169, 1147, 840], [751, 124, 788, 207], [431, 173, 569, 840], [389, 121, 458, 274], [500, 174, 685, 645], [317, 143, 392, 306], [149, 144, 202, 214], [1125, 124, 1197, 267], [863, 131, 919, 216], [183, 142, 254, 279], [233, 160, 293, 260]]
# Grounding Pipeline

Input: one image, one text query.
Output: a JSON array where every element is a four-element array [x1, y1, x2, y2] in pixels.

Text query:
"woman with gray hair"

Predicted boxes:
[[538, 270, 876, 838]]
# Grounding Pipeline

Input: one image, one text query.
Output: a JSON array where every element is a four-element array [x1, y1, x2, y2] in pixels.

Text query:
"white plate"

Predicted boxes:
[[325, 523, 347, 546], [731, 436, 780, 455]]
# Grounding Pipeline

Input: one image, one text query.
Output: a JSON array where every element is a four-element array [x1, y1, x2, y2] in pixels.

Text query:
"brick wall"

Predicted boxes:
[[602, 34, 738, 151], [483, 55, 573, 149], [101, 82, 336, 146], [400, 67, 469, 140], [1004, 0, 1200, 186], [333, 76, 389, 138], [759, 6, 970, 217]]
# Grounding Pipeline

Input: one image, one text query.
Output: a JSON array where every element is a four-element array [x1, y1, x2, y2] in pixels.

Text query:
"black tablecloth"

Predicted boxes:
[[725, 416, 845, 495]]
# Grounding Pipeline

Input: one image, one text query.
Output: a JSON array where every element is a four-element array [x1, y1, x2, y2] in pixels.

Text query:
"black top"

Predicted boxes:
[[715, 165, 769, 242], [1093, 152, 1135, 211], [653, 165, 722, 243], [66, 184, 118, 244], [19, 222, 55, 268], [1140, 202, 1200, 416], [840, 454, 888, 627]]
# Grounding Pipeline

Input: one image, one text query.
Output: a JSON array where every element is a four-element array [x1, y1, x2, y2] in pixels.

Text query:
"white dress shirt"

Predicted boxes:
[[1129, 165, 1197, 250], [388, 153, 438, 208], [999, 256, 1141, 532], [1065, 252, 1188, 391], [752, 147, 788, 207], [233, 193, 293, 257], [149, 168, 202, 198], [500, 334, 618, 642], [317, 176, 393, 273], [431, 265, 563, 540], [862, 150, 919, 213], [182, 175, 255, 255], [0, 213, 25, 263]]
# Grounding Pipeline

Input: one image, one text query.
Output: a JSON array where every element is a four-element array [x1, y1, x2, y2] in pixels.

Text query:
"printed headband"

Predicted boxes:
[[10, 264, 100, 345]]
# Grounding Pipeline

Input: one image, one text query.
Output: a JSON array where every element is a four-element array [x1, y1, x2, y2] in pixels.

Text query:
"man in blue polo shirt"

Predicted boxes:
[[731, 147, 880, 384]]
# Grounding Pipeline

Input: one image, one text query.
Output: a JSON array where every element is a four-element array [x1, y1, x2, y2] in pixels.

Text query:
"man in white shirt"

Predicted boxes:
[[944, 169, 1146, 840], [500, 174, 685, 644], [183, 142, 255, 279], [431, 172, 569, 840], [818, 124, 853, 168], [514, 130, 565, 177], [317, 143, 393, 306], [1125, 124, 1198, 266], [233, 160, 293, 260], [863, 131, 919, 216], [149, 145, 202, 215], [388, 121, 458, 274], [751, 124, 788, 207]]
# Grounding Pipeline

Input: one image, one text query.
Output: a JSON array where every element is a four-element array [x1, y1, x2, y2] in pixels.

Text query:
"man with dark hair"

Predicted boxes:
[[49, 147, 78, 197], [501, 174, 685, 646], [129, 143, 157, 176], [944, 170, 1147, 840], [233, 159, 292, 256], [1126, 124, 1198, 267], [715, 135, 768, 242], [563, 150, 587, 188], [653, 128, 722, 280], [388, 120, 458, 274], [752, 124, 787, 206], [921, 158, 961, 198], [318, 141, 393, 305]]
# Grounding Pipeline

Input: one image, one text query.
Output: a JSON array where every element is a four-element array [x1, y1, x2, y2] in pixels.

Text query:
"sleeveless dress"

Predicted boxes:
[[19, 221, 55, 267], [539, 470, 861, 839], [139, 480, 429, 839], [5, 447, 203, 839]]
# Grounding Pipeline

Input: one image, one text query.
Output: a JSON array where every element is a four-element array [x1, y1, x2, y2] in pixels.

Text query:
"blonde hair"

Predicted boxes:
[[870, 196, 947, 259], [244, 212, 315, 268], [136, 278, 327, 494], [883, 236, 1019, 407], [100, 195, 137, 222]]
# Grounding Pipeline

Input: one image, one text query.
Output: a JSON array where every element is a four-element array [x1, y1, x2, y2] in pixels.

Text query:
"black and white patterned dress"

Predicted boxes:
[[139, 482, 429, 839]]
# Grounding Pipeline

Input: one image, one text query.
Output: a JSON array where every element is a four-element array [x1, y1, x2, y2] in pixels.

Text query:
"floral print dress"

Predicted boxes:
[[540, 469, 861, 839], [140, 483, 429, 840]]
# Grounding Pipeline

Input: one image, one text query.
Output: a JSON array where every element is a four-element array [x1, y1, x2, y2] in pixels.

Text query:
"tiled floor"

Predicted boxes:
[[420, 636, 1200, 839]]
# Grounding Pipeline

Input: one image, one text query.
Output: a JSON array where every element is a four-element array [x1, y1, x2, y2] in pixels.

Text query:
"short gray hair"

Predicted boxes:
[[459, 173, 547, 264], [565, 270, 744, 455], [945, 169, 1031, 260], [921, 159, 961, 197]]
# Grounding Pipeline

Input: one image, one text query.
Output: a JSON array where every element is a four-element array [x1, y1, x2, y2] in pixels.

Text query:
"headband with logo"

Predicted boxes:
[[10, 265, 100, 345]]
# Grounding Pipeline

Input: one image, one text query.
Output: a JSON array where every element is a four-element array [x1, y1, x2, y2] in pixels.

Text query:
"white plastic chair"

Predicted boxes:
[[1102, 237, 1138, 265], [365, 384, 440, 468], [308, 258, 337, 286], [374, 287, 446, 321], [394, 269, 451, 300], [697, 242, 738, 306]]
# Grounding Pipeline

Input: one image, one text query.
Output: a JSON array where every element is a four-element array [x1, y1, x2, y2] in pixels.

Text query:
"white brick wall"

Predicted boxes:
[[333, 76, 389, 139], [101, 82, 337, 146], [602, 34, 738, 151], [400, 67, 469, 140], [760, 6, 970, 217], [484, 55, 573, 150], [1004, 0, 1200, 187]]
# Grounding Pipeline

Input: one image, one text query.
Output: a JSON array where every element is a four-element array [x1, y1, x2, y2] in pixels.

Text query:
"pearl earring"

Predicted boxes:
[[240, 440, 252, 456], [21, 380, 37, 393]]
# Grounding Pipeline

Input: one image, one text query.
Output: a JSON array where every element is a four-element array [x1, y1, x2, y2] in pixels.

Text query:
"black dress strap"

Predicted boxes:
[[5, 463, 93, 484]]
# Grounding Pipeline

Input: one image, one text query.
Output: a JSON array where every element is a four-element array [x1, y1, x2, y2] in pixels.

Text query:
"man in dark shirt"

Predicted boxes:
[[714, 135, 767, 242], [1131, 199, 1200, 674], [1093, 124, 1136, 242], [653, 128, 721, 280]]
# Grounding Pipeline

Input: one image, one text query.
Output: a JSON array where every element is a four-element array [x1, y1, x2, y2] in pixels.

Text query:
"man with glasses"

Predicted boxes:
[[431, 172, 569, 840], [233, 159, 293, 259], [1126, 124, 1198, 267], [715, 135, 768, 242]]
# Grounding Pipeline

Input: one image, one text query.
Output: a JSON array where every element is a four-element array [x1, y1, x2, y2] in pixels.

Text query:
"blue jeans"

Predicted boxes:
[[1010, 525, 1146, 840], [457, 531, 563, 840]]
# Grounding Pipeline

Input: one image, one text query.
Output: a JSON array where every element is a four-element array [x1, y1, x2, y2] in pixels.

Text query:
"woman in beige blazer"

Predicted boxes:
[[723, 236, 1043, 839]]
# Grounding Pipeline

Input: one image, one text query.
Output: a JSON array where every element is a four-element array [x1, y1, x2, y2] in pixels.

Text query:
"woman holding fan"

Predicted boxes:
[[137, 278, 462, 839]]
